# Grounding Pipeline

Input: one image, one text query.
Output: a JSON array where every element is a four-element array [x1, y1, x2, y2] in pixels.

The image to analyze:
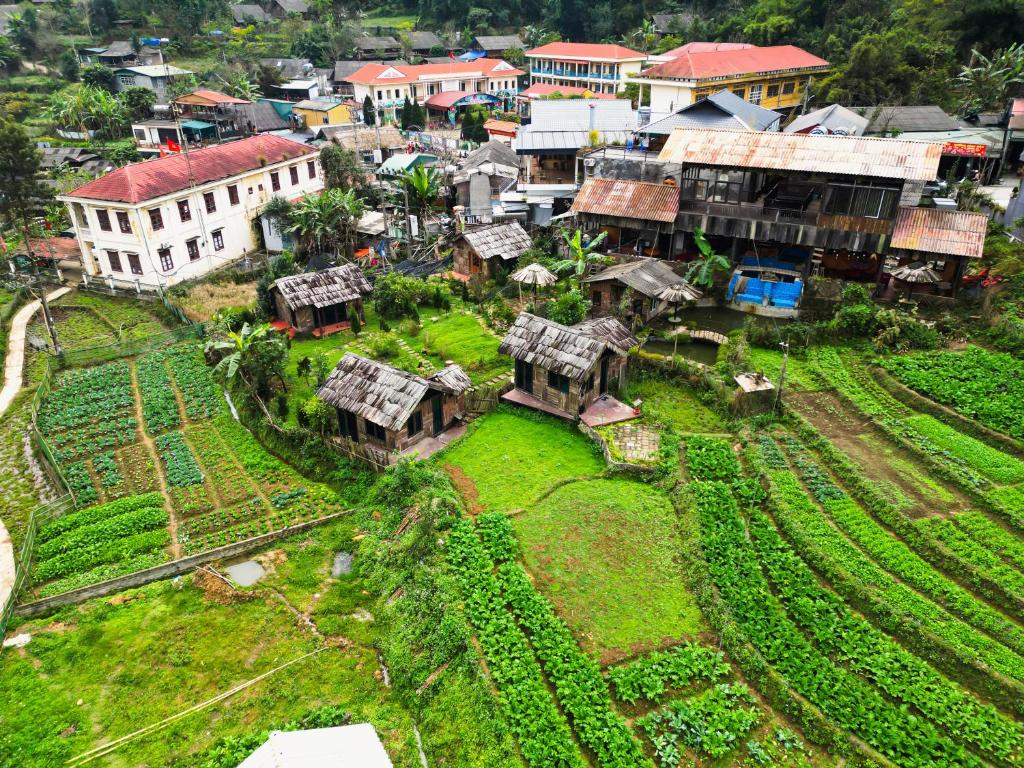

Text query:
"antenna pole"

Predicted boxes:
[[773, 339, 789, 417]]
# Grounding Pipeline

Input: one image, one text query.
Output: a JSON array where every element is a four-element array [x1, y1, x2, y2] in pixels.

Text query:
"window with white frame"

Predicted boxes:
[[749, 84, 763, 104]]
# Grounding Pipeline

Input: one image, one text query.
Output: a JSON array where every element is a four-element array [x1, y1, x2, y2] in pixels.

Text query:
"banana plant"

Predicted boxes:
[[685, 227, 730, 288]]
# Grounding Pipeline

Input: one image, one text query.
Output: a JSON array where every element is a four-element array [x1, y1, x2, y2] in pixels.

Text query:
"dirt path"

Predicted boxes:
[[129, 360, 182, 560], [789, 391, 971, 517]]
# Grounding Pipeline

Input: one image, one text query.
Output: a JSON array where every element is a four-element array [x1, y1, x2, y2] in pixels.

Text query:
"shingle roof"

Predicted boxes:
[[459, 221, 532, 261], [462, 140, 519, 170], [408, 30, 444, 50], [97, 40, 134, 58], [640, 44, 828, 81], [571, 178, 679, 224], [273, 264, 371, 310], [272, 0, 309, 13], [572, 316, 640, 355], [63, 134, 316, 203], [785, 104, 869, 136], [583, 258, 686, 298], [858, 105, 960, 134], [428, 364, 473, 394], [231, 4, 270, 23], [641, 89, 782, 135], [317, 353, 468, 431], [473, 35, 525, 51], [355, 34, 401, 51], [237, 101, 288, 132], [499, 313, 634, 380], [657, 128, 942, 181], [526, 42, 645, 60], [890, 207, 988, 259]]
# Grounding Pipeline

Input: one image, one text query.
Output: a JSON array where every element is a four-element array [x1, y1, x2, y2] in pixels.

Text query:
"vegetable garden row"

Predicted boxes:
[[25, 343, 348, 599]]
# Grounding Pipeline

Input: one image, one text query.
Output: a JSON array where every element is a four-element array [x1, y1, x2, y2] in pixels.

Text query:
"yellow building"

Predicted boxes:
[[292, 98, 354, 128], [631, 42, 830, 114]]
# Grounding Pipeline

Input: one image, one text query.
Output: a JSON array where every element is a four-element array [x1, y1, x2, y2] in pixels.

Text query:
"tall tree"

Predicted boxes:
[[88, 0, 117, 32], [362, 94, 375, 126], [0, 117, 47, 229]]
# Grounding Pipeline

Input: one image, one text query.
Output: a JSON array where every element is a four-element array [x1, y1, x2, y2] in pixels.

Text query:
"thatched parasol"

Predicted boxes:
[[657, 281, 703, 362], [891, 262, 941, 298], [510, 262, 558, 301]]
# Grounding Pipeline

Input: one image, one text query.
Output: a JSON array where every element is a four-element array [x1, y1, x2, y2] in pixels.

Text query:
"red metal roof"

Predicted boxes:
[[890, 207, 988, 259], [64, 135, 316, 204], [526, 42, 645, 60], [344, 59, 524, 85], [641, 44, 829, 81], [173, 89, 251, 106], [519, 83, 617, 99], [661, 42, 755, 55], [570, 178, 679, 223]]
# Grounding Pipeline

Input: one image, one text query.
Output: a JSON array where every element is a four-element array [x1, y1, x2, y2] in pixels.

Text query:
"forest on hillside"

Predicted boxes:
[[3, 0, 1022, 115]]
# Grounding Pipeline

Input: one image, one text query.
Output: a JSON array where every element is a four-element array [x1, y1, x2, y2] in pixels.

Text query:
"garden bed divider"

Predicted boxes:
[[14, 510, 350, 619]]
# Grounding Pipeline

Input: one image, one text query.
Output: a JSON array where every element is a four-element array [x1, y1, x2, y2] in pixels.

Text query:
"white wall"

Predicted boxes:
[[63, 153, 324, 288], [647, 81, 695, 114]]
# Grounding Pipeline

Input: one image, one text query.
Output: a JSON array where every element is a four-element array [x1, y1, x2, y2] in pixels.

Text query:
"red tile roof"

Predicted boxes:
[[641, 44, 829, 81], [890, 207, 988, 259], [173, 89, 251, 106], [525, 42, 646, 60], [64, 135, 316, 204], [344, 58, 524, 85], [519, 83, 617, 99]]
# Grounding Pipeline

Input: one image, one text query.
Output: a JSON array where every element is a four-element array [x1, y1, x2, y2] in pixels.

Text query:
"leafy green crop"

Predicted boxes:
[[685, 436, 740, 481], [607, 643, 729, 705], [154, 432, 203, 486]]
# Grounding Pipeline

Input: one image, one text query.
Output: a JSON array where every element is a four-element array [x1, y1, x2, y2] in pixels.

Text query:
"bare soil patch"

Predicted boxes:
[[443, 464, 483, 513]]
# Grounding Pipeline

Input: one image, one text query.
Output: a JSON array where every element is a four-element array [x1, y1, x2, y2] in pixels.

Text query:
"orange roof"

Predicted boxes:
[[890, 207, 988, 259], [173, 89, 251, 106], [484, 119, 519, 135], [344, 59, 524, 85], [526, 42, 645, 60], [570, 178, 679, 223], [519, 83, 617, 99], [63, 135, 316, 204], [641, 44, 829, 81]]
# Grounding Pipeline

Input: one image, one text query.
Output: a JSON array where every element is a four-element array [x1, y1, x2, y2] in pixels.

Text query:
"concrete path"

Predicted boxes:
[[0, 287, 71, 615]]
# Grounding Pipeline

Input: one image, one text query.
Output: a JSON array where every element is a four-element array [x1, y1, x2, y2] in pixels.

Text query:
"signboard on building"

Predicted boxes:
[[941, 141, 986, 157]]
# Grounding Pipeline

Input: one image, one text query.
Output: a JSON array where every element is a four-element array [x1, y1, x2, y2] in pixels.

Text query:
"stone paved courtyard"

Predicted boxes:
[[612, 424, 661, 463]]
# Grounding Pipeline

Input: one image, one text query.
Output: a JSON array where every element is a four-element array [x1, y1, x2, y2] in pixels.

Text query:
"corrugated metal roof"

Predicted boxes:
[[785, 104, 868, 136], [890, 206, 988, 259], [527, 99, 636, 132], [570, 178, 679, 223], [657, 128, 942, 181], [641, 89, 781, 135], [516, 130, 634, 151], [859, 105, 959, 134]]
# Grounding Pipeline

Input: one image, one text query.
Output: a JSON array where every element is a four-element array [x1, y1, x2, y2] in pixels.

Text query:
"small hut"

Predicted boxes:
[[452, 222, 532, 280], [317, 353, 471, 454], [272, 264, 372, 336], [499, 312, 637, 418], [583, 258, 690, 321]]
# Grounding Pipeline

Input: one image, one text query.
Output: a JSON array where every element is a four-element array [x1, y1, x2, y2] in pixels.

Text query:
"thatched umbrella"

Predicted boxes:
[[891, 262, 941, 298], [510, 262, 558, 302], [657, 281, 704, 361]]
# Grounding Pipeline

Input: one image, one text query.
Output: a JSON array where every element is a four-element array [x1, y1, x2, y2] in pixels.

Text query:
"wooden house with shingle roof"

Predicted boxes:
[[499, 312, 637, 418], [452, 221, 532, 279], [271, 263, 371, 335], [317, 353, 471, 453]]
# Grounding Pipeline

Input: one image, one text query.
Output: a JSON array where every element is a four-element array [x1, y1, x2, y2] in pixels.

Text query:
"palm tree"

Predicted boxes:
[[218, 73, 261, 101], [551, 228, 609, 289], [621, 20, 657, 53], [684, 227, 730, 288], [206, 322, 288, 422], [287, 187, 365, 258], [521, 25, 550, 47], [957, 43, 1024, 114], [400, 165, 441, 216]]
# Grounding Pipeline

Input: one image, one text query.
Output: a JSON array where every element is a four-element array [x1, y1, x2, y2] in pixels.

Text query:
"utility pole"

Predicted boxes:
[[20, 216, 61, 355], [402, 183, 413, 260], [772, 340, 789, 417]]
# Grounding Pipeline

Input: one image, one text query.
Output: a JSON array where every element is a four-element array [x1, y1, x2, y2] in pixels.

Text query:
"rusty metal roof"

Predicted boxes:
[[657, 128, 942, 181], [570, 178, 679, 223], [890, 206, 988, 259]]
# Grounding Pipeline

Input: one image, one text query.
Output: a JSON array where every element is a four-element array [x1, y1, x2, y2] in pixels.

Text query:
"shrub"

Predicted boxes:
[[373, 272, 428, 318], [547, 289, 591, 326], [363, 331, 400, 359]]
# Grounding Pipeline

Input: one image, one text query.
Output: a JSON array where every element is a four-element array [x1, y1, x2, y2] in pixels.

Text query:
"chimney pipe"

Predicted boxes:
[[588, 103, 596, 132]]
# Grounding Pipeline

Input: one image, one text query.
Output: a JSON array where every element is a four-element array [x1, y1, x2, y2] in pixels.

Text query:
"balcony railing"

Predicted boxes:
[[678, 198, 821, 228]]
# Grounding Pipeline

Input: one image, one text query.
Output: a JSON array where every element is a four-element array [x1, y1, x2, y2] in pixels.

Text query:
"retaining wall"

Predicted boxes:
[[15, 512, 348, 618]]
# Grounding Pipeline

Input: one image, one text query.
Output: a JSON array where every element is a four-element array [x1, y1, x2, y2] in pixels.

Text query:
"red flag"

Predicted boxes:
[[449, 51, 455, 61], [166, 138, 181, 153]]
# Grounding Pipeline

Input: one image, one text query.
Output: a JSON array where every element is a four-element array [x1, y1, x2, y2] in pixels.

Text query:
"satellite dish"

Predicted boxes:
[[833, 127, 851, 136], [810, 125, 829, 135]]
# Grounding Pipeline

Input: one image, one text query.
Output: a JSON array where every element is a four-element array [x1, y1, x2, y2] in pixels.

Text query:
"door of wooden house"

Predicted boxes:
[[515, 359, 533, 394], [337, 408, 359, 440], [319, 301, 347, 327], [600, 357, 609, 393], [432, 395, 444, 435]]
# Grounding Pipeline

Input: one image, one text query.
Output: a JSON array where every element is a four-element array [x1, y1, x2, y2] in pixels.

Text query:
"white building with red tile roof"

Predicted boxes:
[[58, 134, 323, 288], [524, 42, 647, 95], [343, 59, 524, 122]]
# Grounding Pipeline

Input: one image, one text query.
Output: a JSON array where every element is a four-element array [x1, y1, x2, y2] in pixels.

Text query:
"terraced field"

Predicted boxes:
[[27, 342, 347, 599]]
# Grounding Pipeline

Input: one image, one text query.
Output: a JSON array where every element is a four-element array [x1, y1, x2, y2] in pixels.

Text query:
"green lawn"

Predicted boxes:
[[746, 347, 820, 392], [624, 374, 725, 433], [1, 521, 421, 768], [439, 410, 605, 513], [513, 478, 705, 663], [360, 14, 418, 26], [402, 312, 510, 384]]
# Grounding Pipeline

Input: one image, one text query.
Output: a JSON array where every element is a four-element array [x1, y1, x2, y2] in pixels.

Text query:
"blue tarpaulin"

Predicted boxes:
[[458, 50, 486, 61]]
